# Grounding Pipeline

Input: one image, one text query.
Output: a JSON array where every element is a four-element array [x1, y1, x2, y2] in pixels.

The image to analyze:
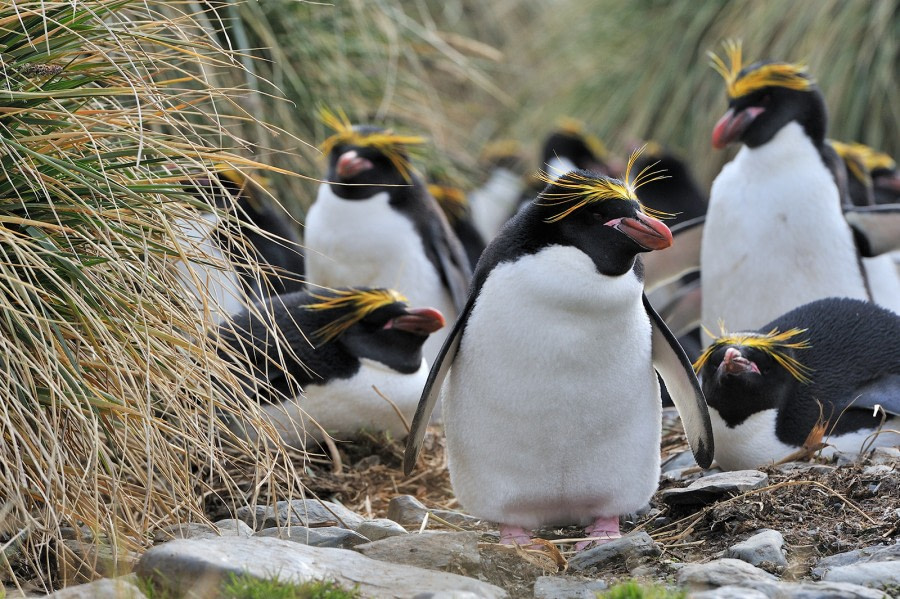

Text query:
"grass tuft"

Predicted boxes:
[[600, 580, 686, 599]]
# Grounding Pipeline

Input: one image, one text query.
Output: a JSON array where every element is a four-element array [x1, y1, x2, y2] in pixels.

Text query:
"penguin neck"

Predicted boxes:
[[737, 122, 827, 173], [707, 375, 793, 428]]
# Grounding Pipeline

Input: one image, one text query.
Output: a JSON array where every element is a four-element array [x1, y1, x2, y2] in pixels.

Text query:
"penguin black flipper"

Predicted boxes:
[[849, 374, 900, 417], [644, 293, 714, 468], [427, 213, 472, 311], [642, 216, 704, 292], [403, 295, 475, 475], [658, 278, 702, 339], [844, 204, 900, 257]]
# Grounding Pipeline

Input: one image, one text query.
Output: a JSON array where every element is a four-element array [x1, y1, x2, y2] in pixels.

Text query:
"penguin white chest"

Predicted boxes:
[[304, 187, 456, 361], [442, 246, 662, 529], [702, 123, 868, 335]]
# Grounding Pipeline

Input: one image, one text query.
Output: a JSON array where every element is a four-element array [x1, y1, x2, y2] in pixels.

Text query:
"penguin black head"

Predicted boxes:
[[709, 41, 826, 149], [856, 145, 900, 205], [306, 287, 445, 374], [494, 152, 673, 278], [319, 108, 426, 200], [541, 119, 616, 176], [694, 327, 812, 426]]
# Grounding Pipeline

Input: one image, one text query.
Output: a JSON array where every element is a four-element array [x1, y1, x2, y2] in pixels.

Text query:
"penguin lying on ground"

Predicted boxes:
[[217, 287, 444, 445], [404, 153, 714, 551], [304, 109, 471, 365], [701, 41, 899, 335], [695, 297, 900, 471]]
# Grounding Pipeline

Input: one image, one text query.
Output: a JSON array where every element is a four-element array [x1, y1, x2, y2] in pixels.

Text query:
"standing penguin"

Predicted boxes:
[[404, 155, 714, 550], [702, 42, 871, 336], [217, 287, 445, 445], [305, 110, 471, 364], [695, 297, 900, 471]]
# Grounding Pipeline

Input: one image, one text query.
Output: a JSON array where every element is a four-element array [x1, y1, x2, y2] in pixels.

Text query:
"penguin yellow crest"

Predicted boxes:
[[318, 107, 426, 182], [829, 141, 872, 185], [535, 147, 670, 223], [428, 184, 468, 223], [694, 326, 813, 383], [709, 40, 813, 99], [847, 143, 895, 173], [306, 288, 407, 343], [556, 116, 609, 160]]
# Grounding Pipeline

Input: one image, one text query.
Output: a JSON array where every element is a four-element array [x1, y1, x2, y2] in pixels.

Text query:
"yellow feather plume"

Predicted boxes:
[[708, 39, 813, 99], [318, 107, 426, 182], [694, 325, 813, 384], [535, 146, 672, 223], [428, 184, 468, 223], [306, 288, 407, 343]]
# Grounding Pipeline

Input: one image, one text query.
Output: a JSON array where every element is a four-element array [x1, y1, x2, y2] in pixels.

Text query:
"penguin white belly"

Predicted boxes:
[[822, 418, 900, 457], [863, 255, 900, 315], [710, 409, 796, 470], [305, 187, 456, 362], [442, 246, 661, 529], [262, 358, 428, 446], [702, 123, 868, 338]]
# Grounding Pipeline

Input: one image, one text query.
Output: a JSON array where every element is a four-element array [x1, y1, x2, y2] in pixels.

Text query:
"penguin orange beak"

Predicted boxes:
[[336, 150, 374, 179], [712, 107, 766, 149], [605, 212, 673, 251], [384, 307, 445, 335], [718, 347, 761, 377]]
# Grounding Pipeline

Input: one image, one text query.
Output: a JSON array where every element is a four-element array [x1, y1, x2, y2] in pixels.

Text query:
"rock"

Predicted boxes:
[[862, 464, 894, 476], [677, 558, 778, 591], [775, 581, 887, 598], [725, 529, 788, 571], [153, 523, 219, 544], [387, 495, 486, 528], [812, 542, 900, 578], [532, 575, 608, 598], [355, 531, 481, 576], [58, 540, 138, 584], [661, 470, 769, 506], [661, 450, 697, 473], [357, 518, 409, 541], [237, 499, 365, 531], [690, 586, 769, 599], [822, 561, 900, 588], [775, 462, 835, 476], [136, 537, 506, 598], [567, 532, 660, 572], [255, 526, 368, 549], [213, 518, 254, 537], [869, 446, 900, 465], [44, 576, 146, 598], [411, 593, 484, 599]]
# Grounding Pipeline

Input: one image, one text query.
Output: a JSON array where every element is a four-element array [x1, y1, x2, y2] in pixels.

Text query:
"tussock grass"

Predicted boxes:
[[0, 0, 304, 591]]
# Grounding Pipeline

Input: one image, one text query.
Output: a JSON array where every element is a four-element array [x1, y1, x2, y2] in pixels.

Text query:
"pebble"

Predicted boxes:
[[214, 518, 254, 537], [532, 575, 608, 598], [661, 470, 769, 506], [236, 499, 365, 531], [44, 576, 146, 598], [357, 518, 409, 541], [821, 561, 900, 588], [255, 525, 369, 549], [355, 531, 481, 577], [58, 540, 138, 584], [677, 558, 778, 590], [724, 529, 788, 571], [812, 542, 900, 577], [387, 495, 486, 528], [136, 537, 506, 598], [567, 532, 660, 572]]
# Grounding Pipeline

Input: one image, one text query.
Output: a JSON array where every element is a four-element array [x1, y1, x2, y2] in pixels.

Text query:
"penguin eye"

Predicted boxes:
[[759, 93, 771, 106]]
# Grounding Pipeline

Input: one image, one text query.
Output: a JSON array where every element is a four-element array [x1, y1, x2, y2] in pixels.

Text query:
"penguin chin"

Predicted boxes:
[[712, 106, 766, 149]]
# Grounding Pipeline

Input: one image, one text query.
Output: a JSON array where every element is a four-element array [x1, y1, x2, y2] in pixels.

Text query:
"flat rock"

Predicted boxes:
[[869, 446, 900, 465], [44, 577, 146, 598], [661, 450, 697, 473], [153, 523, 219, 544], [725, 529, 788, 571], [354, 531, 481, 576], [661, 470, 769, 506], [255, 525, 369, 549], [822, 561, 900, 588], [567, 532, 660, 572], [213, 518, 254, 537], [357, 518, 409, 541], [812, 542, 900, 578], [237, 499, 365, 531], [136, 537, 506, 598], [677, 558, 778, 591], [387, 495, 486, 528], [689, 586, 769, 599], [532, 575, 608, 598], [775, 581, 887, 598]]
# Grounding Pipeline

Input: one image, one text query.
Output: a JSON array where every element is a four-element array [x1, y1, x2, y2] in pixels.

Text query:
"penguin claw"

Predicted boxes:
[[574, 516, 621, 552]]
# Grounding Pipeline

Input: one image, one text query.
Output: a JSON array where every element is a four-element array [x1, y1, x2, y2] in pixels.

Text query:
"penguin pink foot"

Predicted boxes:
[[574, 516, 621, 551], [499, 524, 537, 548]]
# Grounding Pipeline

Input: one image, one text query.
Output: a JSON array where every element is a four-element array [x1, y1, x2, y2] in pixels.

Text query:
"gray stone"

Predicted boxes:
[[661, 470, 769, 506], [136, 537, 506, 598], [870, 446, 900, 464], [690, 586, 769, 599], [776, 581, 887, 598], [822, 561, 900, 588], [532, 575, 608, 598], [725, 529, 788, 571], [255, 525, 368, 549], [387, 495, 486, 528], [355, 531, 481, 576], [813, 542, 900, 578], [776, 462, 835, 476], [862, 465, 894, 476], [44, 577, 146, 598], [237, 499, 366, 531], [661, 450, 697, 473], [677, 558, 778, 591], [58, 540, 138, 584], [357, 518, 409, 541], [213, 518, 254, 537], [567, 532, 660, 572], [153, 523, 219, 544], [411, 593, 484, 599]]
